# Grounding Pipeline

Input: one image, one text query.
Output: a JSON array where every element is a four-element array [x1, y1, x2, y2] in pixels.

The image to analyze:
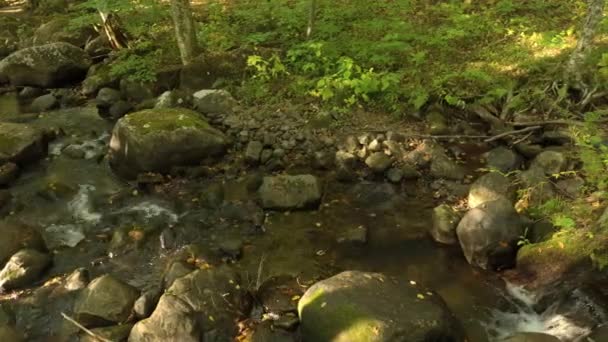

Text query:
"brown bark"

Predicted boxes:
[[171, 0, 198, 65]]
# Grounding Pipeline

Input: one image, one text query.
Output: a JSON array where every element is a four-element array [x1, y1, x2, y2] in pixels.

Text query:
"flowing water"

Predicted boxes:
[[0, 93, 605, 341]]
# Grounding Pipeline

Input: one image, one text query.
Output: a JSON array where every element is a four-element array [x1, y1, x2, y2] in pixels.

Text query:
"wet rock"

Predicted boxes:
[[192, 89, 237, 114], [30, 94, 59, 112], [337, 225, 368, 245], [335, 151, 357, 181], [119, 79, 154, 103], [429, 147, 465, 180], [386, 167, 403, 183], [503, 332, 561, 342], [298, 271, 465, 342], [245, 141, 263, 165], [258, 275, 303, 315], [365, 152, 392, 173], [129, 266, 248, 341], [468, 172, 514, 208], [0, 326, 23, 342], [0, 249, 51, 290], [43, 224, 85, 249], [0, 221, 45, 265], [81, 324, 134, 342], [62, 145, 86, 159], [154, 90, 178, 109], [134, 288, 162, 319], [258, 175, 322, 210], [0, 162, 18, 185], [0, 122, 46, 165], [530, 151, 567, 176], [427, 111, 449, 135], [218, 239, 243, 262], [430, 204, 461, 245], [484, 146, 522, 173], [163, 261, 194, 289], [82, 63, 119, 96], [108, 108, 229, 179], [18, 86, 44, 99], [96, 87, 121, 109], [457, 197, 524, 270], [84, 35, 112, 60], [404, 140, 437, 167], [108, 100, 133, 120], [65, 268, 89, 291], [0, 43, 91, 88], [74, 274, 140, 327]]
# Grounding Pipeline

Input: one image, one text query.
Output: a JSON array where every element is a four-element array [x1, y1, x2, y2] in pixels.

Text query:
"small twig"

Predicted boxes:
[[511, 131, 535, 146], [347, 130, 491, 140], [484, 126, 542, 143], [255, 254, 267, 291], [61, 312, 114, 342]]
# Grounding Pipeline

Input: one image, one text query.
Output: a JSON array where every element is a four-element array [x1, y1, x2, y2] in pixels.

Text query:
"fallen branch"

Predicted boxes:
[[511, 131, 535, 146], [61, 312, 114, 342], [509, 120, 587, 127], [484, 126, 542, 143]]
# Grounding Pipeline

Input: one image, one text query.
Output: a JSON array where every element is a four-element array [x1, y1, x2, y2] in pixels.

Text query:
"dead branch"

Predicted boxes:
[[484, 126, 542, 143], [61, 312, 114, 342]]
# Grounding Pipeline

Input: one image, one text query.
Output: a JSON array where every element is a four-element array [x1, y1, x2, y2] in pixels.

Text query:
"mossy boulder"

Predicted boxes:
[[33, 18, 96, 48], [0, 42, 91, 88], [0, 221, 46, 266], [298, 271, 465, 342], [0, 123, 47, 165], [108, 108, 229, 179]]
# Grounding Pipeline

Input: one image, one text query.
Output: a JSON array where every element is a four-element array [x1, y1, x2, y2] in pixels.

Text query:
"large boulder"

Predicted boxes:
[[0, 221, 45, 265], [0, 43, 91, 88], [457, 197, 524, 270], [0, 123, 46, 165], [74, 274, 140, 327], [129, 266, 248, 341], [484, 146, 522, 173], [258, 175, 322, 210], [108, 108, 229, 178], [530, 151, 567, 176], [468, 172, 514, 208], [33, 18, 96, 47], [0, 249, 51, 290], [298, 271, 465, 342]]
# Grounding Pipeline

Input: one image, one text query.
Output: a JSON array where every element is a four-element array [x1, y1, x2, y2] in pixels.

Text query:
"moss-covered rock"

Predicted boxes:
[[0, 122, 46, 165], [0, 42, 91, 88], [298, 271, 465, 342], [33, 18, 96, 48], [108, 108, 229, 179]]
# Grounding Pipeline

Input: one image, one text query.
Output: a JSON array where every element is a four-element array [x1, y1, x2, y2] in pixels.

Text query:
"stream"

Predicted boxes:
[[0, 93, 605, 341]]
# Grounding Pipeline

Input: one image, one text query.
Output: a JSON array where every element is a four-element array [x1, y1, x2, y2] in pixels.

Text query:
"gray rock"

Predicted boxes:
[[33, 18, 95, 47], [502, 332, 562, 342], [0, 162, 18, 186], [0, 249, 51, 290], [82, 63, 119, 96], [64, 267, 89, 291], [129, 267, 247, 341], [514, 143, 544, 159], [427, 111, 448, 135], [18, 86, 43, 99], [163, 261, 194, 289], [108, 100, 133, 120], [430, 204, 461, 245], [401, 164, 420, 180], [367, 138, 381, 152], [260, 149, 273, 165], [108, 108, 229, 179], [386, 167, 403, 183], [518, 167, 556, 206], [74, 274, 139, 327], [193, 89, 237, 114], [0, 122, 46, 165], [542, 130, 574, 145], [84, 35, 111, 59], [0, 222, 45, 265], [96, 87, 121, 108], [337, 225, 368, 245], [219, 239, 243, 261], [312, 151, 333, 169], [155, 90, 178, 109], [134, 288, 162, 319], [258, 175, 322, 210], [555, 177, 585, 198], [430, 153, 465, 180], [530, 151, 567, 176], [484, 146, 521, 173], [62, 145, 86, 159], [0, 43, 91, 87], [245, 141, 264, 164], [468, 172, 514, 208], [119, 78, 154, 102], [365, 152, 392, 173], [81, 324, 134, 342], [457, 197, 523, 270], [335, 151, 358, 181], [298, 271, 465, 342]]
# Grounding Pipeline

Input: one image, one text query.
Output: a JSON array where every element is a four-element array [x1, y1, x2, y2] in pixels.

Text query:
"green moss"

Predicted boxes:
[[123, 108, 211, 132], [518, 229, 600, 267]]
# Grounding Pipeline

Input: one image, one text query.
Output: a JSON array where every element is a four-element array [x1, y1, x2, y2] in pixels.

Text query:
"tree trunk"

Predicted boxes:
[[171, 0, 198, 65], [306, 0, 317, 39], [565, 0, 605, 87]]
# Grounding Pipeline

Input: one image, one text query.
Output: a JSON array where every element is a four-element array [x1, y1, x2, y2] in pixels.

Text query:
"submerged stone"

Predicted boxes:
[[0, 123, 46, 165], [108, 108, 229, 179], [258, 175, 322, 210]]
